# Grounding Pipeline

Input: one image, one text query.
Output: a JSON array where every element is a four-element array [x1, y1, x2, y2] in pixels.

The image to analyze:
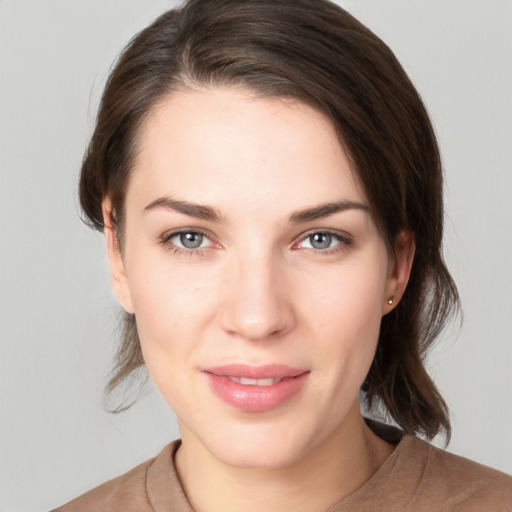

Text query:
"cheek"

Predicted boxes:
[[302, 257, 388, 373], [127, 260, 214, 404], [307, 258, 387, 327], [131, 269, 213, 340], [125, 247, 226, 375]]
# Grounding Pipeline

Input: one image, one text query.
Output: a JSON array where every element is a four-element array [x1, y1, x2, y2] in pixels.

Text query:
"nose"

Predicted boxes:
[[220, 252, 295, 341]]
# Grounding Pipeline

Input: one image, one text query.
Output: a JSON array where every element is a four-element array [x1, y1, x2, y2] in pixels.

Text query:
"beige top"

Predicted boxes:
[[53, 426, 512, 512]]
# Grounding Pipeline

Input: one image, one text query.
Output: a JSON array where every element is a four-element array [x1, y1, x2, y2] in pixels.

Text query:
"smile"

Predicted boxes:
[[227, 376, 283, 386], [203, 365, 310, 412]]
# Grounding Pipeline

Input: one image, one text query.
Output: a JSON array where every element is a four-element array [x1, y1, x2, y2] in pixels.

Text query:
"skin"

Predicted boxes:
[[103, 87, 414, 512]]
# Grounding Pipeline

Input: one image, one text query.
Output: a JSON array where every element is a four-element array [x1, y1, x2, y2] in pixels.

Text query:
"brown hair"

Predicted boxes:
[[80, 0, 459, 440]]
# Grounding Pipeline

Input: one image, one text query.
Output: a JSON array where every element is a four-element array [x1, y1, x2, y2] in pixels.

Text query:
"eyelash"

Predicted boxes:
[[159, 229, 353, 257], [294, 230, 353, 255], [160, 229, 213, 257]]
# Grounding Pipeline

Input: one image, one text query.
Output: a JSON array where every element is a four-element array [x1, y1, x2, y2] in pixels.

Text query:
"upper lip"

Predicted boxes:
[[204, 364, 309, 379]]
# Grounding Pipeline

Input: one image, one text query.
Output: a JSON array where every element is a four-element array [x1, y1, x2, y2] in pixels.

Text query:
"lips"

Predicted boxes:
[[203, 364, 310, 412]]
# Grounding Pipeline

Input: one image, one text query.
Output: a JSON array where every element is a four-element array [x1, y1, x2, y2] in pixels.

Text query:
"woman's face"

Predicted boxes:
[[106, 87, 406, 468]]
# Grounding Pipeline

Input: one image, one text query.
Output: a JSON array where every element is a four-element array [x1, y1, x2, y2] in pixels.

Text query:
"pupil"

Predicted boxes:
[[311, 233, 331, 249], [180, 232, 203, 249]]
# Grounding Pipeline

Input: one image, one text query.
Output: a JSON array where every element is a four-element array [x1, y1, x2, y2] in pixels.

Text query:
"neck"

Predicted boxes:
[[175, 405, 394, 512]]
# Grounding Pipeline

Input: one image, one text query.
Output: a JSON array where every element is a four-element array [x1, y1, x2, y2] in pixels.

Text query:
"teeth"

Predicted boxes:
[[227, 376, 282, 386]]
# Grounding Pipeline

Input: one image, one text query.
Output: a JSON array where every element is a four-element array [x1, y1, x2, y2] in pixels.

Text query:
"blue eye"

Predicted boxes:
[[297, 231, 351, 251], [308, 233, 335, 250], [179, 232, 205, 249], [164, 230, 212, 250]]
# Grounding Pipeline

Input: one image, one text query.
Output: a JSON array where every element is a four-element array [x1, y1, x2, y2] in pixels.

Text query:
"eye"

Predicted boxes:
[[303, 233, 336, 250], [296, 231, 351, 252], [163, 230, 213, 250], [177, 231, 207, 249]]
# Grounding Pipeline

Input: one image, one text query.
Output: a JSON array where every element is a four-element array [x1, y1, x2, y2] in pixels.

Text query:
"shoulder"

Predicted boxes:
[[347, 421, 512, 511], [52, 443, 178, 512], [52, 459, 153, 512], [398, 435, 512, 510]]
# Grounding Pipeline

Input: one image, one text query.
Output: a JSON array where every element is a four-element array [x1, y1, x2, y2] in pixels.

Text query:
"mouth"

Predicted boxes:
[[203, 364, 310, 412], [226, 376, 285, 386]]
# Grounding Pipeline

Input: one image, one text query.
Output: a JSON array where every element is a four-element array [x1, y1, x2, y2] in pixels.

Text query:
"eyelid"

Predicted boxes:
[[159, 227, 352, 255], [293, 229, 353, 250], [160, 227, 219, 250]]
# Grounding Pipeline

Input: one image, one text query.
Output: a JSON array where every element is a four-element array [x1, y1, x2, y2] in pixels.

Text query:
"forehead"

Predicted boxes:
[[128, 87, 365, 215]]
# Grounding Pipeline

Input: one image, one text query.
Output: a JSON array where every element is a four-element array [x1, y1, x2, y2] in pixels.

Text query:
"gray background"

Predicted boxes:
[[1, 1, 511, 510]]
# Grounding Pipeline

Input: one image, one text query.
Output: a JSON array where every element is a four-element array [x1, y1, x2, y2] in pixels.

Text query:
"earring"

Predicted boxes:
[[388, 298, 394, 305]]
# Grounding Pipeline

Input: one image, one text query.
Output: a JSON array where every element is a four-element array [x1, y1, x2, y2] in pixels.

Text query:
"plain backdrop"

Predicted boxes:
[[1, 1, 511, 510]]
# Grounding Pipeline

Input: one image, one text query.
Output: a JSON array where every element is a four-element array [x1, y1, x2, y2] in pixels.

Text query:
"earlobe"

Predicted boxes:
[[383, 230, 415, 314], [102, 200, 135, 314]]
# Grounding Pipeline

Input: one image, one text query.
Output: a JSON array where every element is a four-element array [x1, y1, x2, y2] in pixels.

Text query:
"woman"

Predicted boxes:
[[52, 0, 512, 510]]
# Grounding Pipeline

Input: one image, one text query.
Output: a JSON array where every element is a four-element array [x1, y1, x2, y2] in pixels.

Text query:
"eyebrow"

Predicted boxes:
[[144, 197, 223, 222], [288, 200, 369, 223], [143, 197, 369, 224]]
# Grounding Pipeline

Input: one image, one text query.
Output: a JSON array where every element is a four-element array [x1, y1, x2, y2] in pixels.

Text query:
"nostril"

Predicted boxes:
[[221, 300, 294, 341]]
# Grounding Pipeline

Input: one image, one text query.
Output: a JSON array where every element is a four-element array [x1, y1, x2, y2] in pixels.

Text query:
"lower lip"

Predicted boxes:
[[204, 372, 310, 412]]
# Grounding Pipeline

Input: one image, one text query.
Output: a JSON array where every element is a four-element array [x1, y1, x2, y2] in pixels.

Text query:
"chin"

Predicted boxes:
[[198, 419, 320, 470]]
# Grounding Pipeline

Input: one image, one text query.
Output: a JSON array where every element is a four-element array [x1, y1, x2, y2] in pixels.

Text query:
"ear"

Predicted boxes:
[[382, 230, 415, 314], [102, 199, 135, 314]]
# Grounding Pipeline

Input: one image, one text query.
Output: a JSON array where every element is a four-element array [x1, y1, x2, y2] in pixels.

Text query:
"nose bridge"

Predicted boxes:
[[221, 244, 293, 341]]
